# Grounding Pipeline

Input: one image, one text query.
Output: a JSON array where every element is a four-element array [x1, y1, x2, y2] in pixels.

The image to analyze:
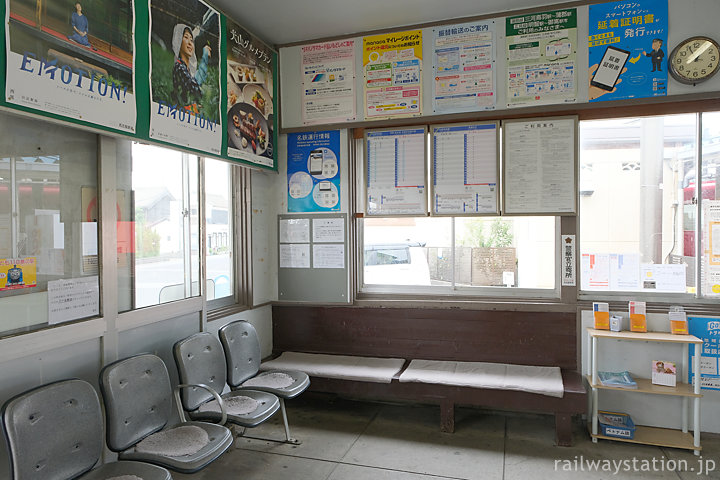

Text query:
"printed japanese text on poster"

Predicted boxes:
[[226, 20, 275, 167], [302, 40, 356, 125], [433, 20, 495, 113], [689, 317, 720, 391], [149, 0, 221, 154], [0, 257, 37, 291], [288, 131, 341, 212], [588, 0, 667, 102], [363, 30, 422, 119], [506, 9, 577, 107], [5, 0, 136, 132]]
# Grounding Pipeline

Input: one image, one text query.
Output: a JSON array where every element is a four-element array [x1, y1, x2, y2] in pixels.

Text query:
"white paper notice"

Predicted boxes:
[[432, 123, 498, 214], [280, 244, 310, 268], [503, 118, 576, 214], [313, 218, 345, 243], [47, 276, 99, 325], [610, 253, 640, 290], [640, 263, 686, 292], [313, 244, 345, 269], [279, 218, 310, 243], [301, 40, 356, 125], [366, 128, 426, 215], [581, 253, 609, 290]]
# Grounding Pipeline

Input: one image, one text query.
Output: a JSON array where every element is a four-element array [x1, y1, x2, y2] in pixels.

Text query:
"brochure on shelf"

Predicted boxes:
[[597, 370, 637, 389], [629, 301, 647, 332], [669, 309, 689, 335], [652, 360, 677, 387], [593, 302, 610, 330]]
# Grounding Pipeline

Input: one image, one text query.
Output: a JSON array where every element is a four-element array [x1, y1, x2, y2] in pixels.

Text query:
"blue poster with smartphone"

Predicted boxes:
[[287, 131, 341, 212], [588, 0, 668, 102]]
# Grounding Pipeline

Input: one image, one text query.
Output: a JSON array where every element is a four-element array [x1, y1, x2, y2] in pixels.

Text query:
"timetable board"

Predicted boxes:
[[365, 127, 427, 216], [502, 116, 577, 215], [431, 122, 499, 215]]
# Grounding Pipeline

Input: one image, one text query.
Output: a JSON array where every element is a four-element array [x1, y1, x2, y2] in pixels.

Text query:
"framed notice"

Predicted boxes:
[[430, 122, 499, 216], [365, 127, 427, 216], [502, 116, 577, 215]]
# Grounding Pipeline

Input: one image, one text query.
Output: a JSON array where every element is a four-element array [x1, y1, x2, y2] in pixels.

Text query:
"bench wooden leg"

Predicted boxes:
[[440, 399, 455, 433], [555, 413, 573, 447]]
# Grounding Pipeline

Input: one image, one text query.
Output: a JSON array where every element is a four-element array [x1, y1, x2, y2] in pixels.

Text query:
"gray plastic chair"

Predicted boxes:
[[99, 354, 233, 473], [173, 332, 280, 436], [219, 320, 310, 444], [1, 378, 171, 480]]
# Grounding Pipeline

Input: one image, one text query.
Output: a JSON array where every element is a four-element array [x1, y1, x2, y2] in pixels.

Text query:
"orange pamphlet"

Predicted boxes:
[[629, 301, 647, 333], [593, 302, 610, 330]]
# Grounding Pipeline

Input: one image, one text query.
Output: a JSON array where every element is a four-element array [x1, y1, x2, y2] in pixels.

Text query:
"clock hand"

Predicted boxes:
[[686, 41, 711, 64]]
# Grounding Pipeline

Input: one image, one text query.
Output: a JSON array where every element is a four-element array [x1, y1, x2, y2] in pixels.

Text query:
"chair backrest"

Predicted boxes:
[[218, 321, 262, 387], [174, 332, 228, 411], [1, 379, 103, 480], [99, 354, 173, 452]]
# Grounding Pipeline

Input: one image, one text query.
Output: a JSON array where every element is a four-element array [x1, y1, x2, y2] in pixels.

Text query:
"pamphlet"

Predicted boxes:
[[652, 360, 677, 387], [593, 302, 610, 330], [629, 301, 647, 332]]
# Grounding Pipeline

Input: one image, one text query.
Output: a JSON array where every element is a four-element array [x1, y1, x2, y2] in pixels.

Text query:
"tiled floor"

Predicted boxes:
[[175, 395, 720, 480]]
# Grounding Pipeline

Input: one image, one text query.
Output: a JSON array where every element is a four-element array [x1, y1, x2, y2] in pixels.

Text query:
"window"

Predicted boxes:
[[701, 111, 720, 299], [117, 143, 200, 311], [579, 114, 705, 296], [205, 158, 235, 306], [360, 216, 556, 294], [0, 113, 99, 337]]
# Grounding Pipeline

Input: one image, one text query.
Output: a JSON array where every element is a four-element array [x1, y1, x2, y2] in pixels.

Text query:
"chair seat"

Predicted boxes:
[[81, 461, 172, 480], [238, 370, 310, 399], [189, 390, 279, 428], [118, 421, 233, 474]]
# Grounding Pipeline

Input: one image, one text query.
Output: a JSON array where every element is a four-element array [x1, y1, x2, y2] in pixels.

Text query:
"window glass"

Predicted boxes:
[[579, 115, 697, 293], [117, 143, 200, 311], [361, 216, 555, 291], [0, 113, 99, 336], [701, 112, 720, 298], [205, 159, 234, 301]]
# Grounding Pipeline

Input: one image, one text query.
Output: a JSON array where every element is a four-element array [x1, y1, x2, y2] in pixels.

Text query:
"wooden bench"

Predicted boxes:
[[271, 305, 587, 446]]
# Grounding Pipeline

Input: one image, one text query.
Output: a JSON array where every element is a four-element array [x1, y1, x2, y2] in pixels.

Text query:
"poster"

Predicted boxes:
[[5, 0, 136, 132], [688, 317, 720, 391], [287, 131, 340, 212], [0, 257, 37, 290], [226, 20, 275, 167], [432, 20, 495, 113], [363, 30, 422, 119], [506, 9, 577, 107], [149, 0, 221, 154], [588, 0, 668, 102], [302, 40, 356, 125]]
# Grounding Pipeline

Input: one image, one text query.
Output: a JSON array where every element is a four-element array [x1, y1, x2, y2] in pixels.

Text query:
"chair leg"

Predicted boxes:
[[280, 398, 301, 445]]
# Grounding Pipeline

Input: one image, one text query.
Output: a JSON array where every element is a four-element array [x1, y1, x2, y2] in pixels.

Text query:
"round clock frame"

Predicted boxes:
[[668, 36, 720, 85]]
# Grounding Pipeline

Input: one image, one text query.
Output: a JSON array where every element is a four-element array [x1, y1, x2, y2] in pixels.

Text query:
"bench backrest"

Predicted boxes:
[[272, 306, 578, 371]]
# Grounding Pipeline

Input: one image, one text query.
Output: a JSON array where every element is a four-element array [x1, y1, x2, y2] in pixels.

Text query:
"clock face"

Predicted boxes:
[[669, 37, 720, 85]]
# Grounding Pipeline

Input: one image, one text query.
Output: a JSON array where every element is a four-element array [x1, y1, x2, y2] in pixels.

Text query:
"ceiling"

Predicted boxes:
[[211, 0, 578, 46]]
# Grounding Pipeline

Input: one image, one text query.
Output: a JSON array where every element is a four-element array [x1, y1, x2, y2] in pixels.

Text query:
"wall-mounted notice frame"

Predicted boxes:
[[365, 127, 427, 216], [502, 116, 577, 215], [301, 40, 356, 125], [432, 20, 496, 114], [278, 214, 349, 303], [430, 122, 499, 216], [505, 8, 577, 108], [363, 30, 423, 120]]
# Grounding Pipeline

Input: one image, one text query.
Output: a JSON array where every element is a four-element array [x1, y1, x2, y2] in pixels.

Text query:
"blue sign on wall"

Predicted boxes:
[[588, 0, 668, 102], [287, 131, 341, 212], [688, 317, 720, 391]]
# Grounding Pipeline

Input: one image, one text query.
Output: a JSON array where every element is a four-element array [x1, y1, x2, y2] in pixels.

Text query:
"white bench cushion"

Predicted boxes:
[[399, 359, 564, 398], [260, 352, 405, 384]]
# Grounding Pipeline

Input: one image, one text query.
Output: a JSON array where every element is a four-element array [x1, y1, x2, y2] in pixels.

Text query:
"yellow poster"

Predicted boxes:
[[363, 30, 422, 119], [0, 258, 37, 291]]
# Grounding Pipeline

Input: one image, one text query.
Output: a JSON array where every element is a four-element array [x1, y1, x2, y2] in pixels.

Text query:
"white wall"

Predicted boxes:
[[280, 0, 720, 129]]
